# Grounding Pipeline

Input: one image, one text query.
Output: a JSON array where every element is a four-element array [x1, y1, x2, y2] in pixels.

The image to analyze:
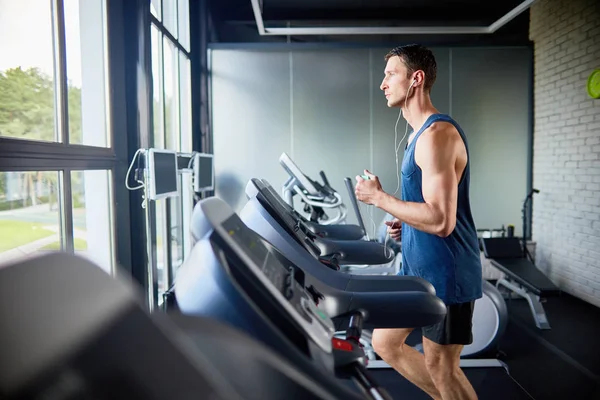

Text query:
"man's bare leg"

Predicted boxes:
[[422, 337, 478, 400], [371, 328, 441, 399]]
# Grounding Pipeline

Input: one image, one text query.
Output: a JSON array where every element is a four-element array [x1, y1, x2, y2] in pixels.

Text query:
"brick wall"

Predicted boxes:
[[529, 0, 600, 307]]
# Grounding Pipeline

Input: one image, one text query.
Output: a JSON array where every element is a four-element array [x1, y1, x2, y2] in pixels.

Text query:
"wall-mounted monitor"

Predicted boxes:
[[147, 148, 179, 200], [193, 153, 214, 192]]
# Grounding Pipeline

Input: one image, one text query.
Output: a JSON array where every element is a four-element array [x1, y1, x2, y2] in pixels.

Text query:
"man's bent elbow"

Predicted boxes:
[[435, 220, 455, 238]]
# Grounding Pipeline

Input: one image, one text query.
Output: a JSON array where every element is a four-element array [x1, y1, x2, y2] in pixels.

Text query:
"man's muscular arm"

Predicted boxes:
[[373, 123, 460, 237]]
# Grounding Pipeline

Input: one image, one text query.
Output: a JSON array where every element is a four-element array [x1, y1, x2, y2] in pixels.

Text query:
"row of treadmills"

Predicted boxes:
[[0, 157, 560, 399], [273, 152, 561, 333]]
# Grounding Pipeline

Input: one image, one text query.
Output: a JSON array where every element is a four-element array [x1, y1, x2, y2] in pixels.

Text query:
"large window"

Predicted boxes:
[[150, 0, 192, 303], [151, 1, 191, 153], [0, 0, 115, 274], [0, 1, 56, 142], [0, 0, 110, 147], [0, 171, 61, 262]]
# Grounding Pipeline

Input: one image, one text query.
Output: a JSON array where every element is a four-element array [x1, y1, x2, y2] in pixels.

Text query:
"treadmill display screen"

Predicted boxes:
[[221, 215, 287, 292], [255, 181, 322, 258], [250, 180, 295, 227], [279, 153, 318, 195]]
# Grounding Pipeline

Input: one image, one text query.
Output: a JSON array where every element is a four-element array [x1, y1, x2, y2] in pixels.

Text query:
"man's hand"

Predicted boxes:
[[354, 170, 384, 205], [385, 218, 402, 241]]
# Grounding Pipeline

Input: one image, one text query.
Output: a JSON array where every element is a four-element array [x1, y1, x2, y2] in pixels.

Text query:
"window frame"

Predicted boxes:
[[0, 0, 118, 271], [149, 0, 193, 308]]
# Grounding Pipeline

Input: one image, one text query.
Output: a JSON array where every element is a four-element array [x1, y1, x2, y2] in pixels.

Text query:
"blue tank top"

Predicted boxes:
[[399, 114, 482, 305]]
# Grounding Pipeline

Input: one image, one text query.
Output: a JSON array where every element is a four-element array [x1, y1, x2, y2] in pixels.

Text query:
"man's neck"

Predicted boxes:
[[402, 94, 439, 133]]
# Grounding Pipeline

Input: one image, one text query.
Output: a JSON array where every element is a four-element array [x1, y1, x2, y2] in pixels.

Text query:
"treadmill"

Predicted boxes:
[[241, 178, 394, 268], [0, 253, 356, 400], [181, 197, 534, 399], [234, 178, 435, 328], [279, 151, 349, 226], [238, 179, 534, 399], [176, 197, 448, 399], [279, 154, 365, 240], [240, 178, 509, 360]]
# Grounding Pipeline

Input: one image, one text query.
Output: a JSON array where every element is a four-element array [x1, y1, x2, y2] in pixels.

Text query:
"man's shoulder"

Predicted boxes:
[[417, 121, 461, 149], [425, 119, 460, 136]]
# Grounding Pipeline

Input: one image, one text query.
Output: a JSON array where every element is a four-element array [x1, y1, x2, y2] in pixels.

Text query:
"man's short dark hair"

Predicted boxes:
[[385, 44, 437, 93]]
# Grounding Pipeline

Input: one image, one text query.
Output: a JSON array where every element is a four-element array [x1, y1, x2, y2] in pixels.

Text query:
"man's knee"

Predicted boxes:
[[425, 352, 446, 375], [424, 343, 462, 382], [371, 328, 412, 358]]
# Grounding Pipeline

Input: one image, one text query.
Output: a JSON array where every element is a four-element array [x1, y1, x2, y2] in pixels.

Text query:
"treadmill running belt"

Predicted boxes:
[[367, 369, 534, 400]]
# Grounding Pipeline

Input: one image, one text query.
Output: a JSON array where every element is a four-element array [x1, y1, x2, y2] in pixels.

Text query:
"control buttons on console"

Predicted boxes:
[[285, 287, 294, 300], [284, 266, 295, 299], [300, 297, 335, 333]]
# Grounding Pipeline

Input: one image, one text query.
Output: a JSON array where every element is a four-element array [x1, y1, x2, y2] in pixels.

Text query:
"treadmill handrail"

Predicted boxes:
[[294, 185, 344, 209], [323, 290, 446, 329], [344, 177, 368, 237]]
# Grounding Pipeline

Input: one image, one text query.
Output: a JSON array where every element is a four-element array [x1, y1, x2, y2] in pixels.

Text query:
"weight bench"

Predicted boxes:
[[481, 237, 561, 330]]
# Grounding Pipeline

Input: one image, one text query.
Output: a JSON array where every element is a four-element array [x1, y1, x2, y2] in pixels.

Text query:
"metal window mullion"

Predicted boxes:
[[0, 161, 118, 172], [204, 49, 212, 153], [51, 0, 70, 146], [170, 45, 181, 151], [0, 137, 117, 157], [174, 0, 179, 52], [145, 182, 158, 310], [101, 0, 114, 150], [107, 169, 118, 276], [0, 140, 118, 171], [58, 169, 74, 253], [150, 14, 190, 57], [160, 33, 168, 149], [165, 198, 173, 290], [177, 50, 182, 151]]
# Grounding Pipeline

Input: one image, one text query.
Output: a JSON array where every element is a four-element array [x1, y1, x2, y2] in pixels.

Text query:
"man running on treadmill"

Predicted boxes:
[[355, 44, 482, 400]]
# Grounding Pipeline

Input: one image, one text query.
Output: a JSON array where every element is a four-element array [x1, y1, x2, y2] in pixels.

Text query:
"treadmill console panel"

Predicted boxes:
[[279, 152, 319, 195], [251, 181, 321, 257], [218, 213, 335, 352]]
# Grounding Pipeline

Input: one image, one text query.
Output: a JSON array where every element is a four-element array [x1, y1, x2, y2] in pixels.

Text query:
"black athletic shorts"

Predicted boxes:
[[422, 301, 475, 345]]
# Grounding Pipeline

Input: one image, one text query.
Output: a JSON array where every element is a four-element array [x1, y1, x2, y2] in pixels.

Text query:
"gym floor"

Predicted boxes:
[[371, 290, 600, 399], [498, 291, 600, 399]]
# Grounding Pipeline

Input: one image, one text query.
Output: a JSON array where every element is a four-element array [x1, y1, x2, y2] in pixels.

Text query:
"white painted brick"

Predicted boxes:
[[580, 115, 594, 123], [579, 145, 595, 154], [571, 153, 584, 161], [531, 0, 600, 306], [584, 153, 599, 160], [588, 168, 600, 176], [588, 122, 600, 131]]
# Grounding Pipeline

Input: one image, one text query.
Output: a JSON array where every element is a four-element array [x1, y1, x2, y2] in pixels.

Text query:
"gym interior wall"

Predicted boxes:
[[210, 45, 532, 234]]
